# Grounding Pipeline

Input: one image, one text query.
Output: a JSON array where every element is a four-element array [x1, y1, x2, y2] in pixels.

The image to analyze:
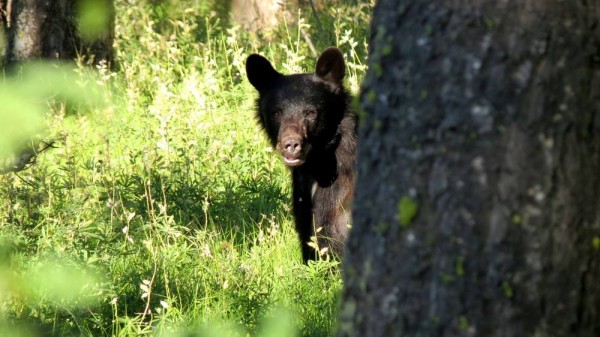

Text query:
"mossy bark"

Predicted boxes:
[[338, 1, 600, 336], [2, 0, 114, 67]]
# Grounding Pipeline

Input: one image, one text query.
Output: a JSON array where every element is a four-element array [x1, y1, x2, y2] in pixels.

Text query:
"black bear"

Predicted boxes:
[[246, 47, 357, 262]]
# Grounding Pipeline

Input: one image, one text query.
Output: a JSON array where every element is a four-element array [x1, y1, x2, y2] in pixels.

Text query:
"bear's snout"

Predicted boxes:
[[280, 134, 304, 166], [277, 126, 307, 167]]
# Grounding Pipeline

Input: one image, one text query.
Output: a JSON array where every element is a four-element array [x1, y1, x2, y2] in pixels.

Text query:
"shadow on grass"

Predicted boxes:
[[111, 160, 290, 247]]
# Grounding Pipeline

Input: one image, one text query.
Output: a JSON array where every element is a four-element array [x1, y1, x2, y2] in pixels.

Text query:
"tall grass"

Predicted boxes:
[[0, 1, 372, 336]]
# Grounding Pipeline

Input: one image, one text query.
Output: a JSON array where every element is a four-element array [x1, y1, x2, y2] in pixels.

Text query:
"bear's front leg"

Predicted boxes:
[[292, 170, 317, 262], [311, 177, 352, 260]]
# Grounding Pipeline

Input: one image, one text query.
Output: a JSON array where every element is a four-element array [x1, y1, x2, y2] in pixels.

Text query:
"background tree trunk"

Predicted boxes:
[[338, 1, 600, 337], [231, 0, 289, 30], [230, 0, 326, 32], [1, 0, 114, 67]]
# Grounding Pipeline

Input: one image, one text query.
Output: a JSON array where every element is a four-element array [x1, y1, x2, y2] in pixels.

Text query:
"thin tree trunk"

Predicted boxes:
[[2, 0, 114, 66], [5, 0, 47, 62], [338, 1, 600, 336]]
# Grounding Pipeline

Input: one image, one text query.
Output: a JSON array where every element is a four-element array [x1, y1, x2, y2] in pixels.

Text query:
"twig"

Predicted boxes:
[[6, 0, 12, 28], [301, 27, 318, 58], [140, 254, 159, 324], [0, 140, 57, 174], [14, 172, 36, 188]]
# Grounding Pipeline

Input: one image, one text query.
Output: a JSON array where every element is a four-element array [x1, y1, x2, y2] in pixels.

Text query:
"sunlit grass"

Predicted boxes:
[[0, 1, 371, 336]]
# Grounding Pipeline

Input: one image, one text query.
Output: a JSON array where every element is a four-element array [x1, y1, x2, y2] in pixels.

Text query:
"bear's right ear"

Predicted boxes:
[[246, 54, 282, 92], [315, 47, 345, 85]]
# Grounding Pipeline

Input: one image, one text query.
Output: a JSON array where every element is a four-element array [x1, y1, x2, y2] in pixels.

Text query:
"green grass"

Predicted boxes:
[[0, 1, 372, 336]]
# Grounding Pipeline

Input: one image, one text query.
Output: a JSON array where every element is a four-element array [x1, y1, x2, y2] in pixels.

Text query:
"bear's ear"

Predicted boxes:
[[246, 54, 282, 92], [315, 47, 346, 85]]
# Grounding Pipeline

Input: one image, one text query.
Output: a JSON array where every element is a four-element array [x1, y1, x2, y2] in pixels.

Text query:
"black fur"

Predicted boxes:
[[246, 47, 357, 262]]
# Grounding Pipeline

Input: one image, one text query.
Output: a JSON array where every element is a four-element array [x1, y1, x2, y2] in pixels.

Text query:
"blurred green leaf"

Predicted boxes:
[[78, 0, 111, 41], [257, 309, 298, 337], [16, 62, 105, 107], [0, 61, 105, 162], [20, 258, 101, 308], [0, 91, 43, 161]]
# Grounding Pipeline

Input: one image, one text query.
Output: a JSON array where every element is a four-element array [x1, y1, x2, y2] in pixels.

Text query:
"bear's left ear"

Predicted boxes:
[[315, 47, 346, 85], [246, 54, 282, 92]]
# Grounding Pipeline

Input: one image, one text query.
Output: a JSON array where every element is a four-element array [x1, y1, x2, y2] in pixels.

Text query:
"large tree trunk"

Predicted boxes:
[[338, 1, 600, 337], [1, 0, 114, 66]]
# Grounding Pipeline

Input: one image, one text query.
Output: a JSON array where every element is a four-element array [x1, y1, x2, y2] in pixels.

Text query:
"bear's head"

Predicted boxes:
[[246, 47, 348, 167]]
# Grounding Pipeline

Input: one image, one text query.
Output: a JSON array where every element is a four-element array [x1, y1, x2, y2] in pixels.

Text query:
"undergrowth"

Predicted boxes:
[[0, 1, 372, 336]]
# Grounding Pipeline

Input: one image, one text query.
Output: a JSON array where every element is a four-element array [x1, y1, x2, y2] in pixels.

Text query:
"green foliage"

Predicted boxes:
[[0, 0, 372, 336]]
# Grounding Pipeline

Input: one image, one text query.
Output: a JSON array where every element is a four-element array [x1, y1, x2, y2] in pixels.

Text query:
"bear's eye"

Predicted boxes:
[[272, 109, 282, 117]]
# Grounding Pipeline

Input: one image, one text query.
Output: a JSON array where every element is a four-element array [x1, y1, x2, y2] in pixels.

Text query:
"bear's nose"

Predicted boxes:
[[283, 137, 301, 154]]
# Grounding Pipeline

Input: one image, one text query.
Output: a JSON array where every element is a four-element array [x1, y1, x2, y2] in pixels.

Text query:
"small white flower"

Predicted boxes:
[[127, 212, 136, 222]]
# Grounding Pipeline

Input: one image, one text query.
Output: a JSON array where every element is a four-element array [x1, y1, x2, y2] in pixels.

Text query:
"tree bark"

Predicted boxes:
[[2, 0, 114, 67], [338, 1, 600, 337]]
